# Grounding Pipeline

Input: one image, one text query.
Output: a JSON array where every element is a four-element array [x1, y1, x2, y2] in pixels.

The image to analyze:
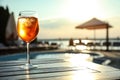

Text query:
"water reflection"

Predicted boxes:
[[68, 54, 92, 67], [26, 69, 30, 80], [75, 45, 87, 50], [67, 54, 96, 80]]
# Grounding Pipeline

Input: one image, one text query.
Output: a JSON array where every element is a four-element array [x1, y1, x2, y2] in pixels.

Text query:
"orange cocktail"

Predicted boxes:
[[17, 11, 39, 69], [17, 17, 39, 43]]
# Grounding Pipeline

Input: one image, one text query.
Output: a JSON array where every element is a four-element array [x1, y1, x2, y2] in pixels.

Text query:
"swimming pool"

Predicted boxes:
[[0, 51, 93, 62]]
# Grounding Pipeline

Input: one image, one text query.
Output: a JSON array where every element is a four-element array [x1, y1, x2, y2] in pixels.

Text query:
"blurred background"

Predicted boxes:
[[0, 0, 120, 70], [0, 0, 120, 50]]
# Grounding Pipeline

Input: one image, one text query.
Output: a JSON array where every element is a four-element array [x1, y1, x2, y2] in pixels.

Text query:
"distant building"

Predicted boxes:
[[0, 6, 18, 46]]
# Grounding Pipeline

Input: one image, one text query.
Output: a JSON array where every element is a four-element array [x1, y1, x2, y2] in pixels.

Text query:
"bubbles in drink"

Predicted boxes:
[[17, 17, 39, 42]]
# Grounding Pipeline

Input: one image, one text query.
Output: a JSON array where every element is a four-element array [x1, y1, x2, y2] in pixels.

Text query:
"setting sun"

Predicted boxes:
[[61, 0, 105, 21]]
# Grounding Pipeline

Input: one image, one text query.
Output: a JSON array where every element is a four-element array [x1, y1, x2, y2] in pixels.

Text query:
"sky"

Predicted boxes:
[[1, 0, 120, 39]]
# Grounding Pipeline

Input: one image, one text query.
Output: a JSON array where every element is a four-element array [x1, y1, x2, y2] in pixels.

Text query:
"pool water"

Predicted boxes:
[[0, 51, 92, 62]]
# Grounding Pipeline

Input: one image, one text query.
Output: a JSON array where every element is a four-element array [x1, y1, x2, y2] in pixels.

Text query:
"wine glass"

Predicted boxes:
[[17, 11, 39, 69]]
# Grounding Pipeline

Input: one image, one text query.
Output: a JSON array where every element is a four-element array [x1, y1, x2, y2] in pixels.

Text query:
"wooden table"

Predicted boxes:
[[0, 55, 120, 80]]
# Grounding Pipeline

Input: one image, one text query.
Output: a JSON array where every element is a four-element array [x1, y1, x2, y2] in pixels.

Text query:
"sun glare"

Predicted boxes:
[[72, 71, 95, 80], [62, 0, 103, 22], [68, 53, 95, 80], [69, 54, 90, 66]]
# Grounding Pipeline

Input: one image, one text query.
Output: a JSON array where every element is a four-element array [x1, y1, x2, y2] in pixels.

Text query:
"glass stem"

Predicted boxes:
[[27, 42, 30, 64]]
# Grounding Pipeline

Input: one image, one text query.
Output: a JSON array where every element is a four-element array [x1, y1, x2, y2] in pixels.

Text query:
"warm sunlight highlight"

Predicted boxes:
[[69, 54, 90, 66], [72, 71, 95, 80], [62, 0, 104, 21], [68, 54, 96, 80], [26, 69, 30, 79]]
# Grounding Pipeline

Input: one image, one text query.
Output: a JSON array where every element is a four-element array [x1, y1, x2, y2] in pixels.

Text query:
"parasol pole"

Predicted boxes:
[[106, 24, 109, 51], [93, 29, 96, 50]]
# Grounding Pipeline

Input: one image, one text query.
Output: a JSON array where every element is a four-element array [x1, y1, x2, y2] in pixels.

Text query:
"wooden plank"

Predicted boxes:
[[0, 58, 64, 67], [0, 58, 120, 80], [0, 69, 120, 80]]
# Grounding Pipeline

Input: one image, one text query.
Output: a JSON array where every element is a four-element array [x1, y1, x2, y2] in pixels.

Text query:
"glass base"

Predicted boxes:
[[20, 63, 38, 69]]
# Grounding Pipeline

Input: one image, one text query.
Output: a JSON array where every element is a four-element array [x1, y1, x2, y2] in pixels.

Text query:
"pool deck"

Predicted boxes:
[[0, 50, 120, 80]]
